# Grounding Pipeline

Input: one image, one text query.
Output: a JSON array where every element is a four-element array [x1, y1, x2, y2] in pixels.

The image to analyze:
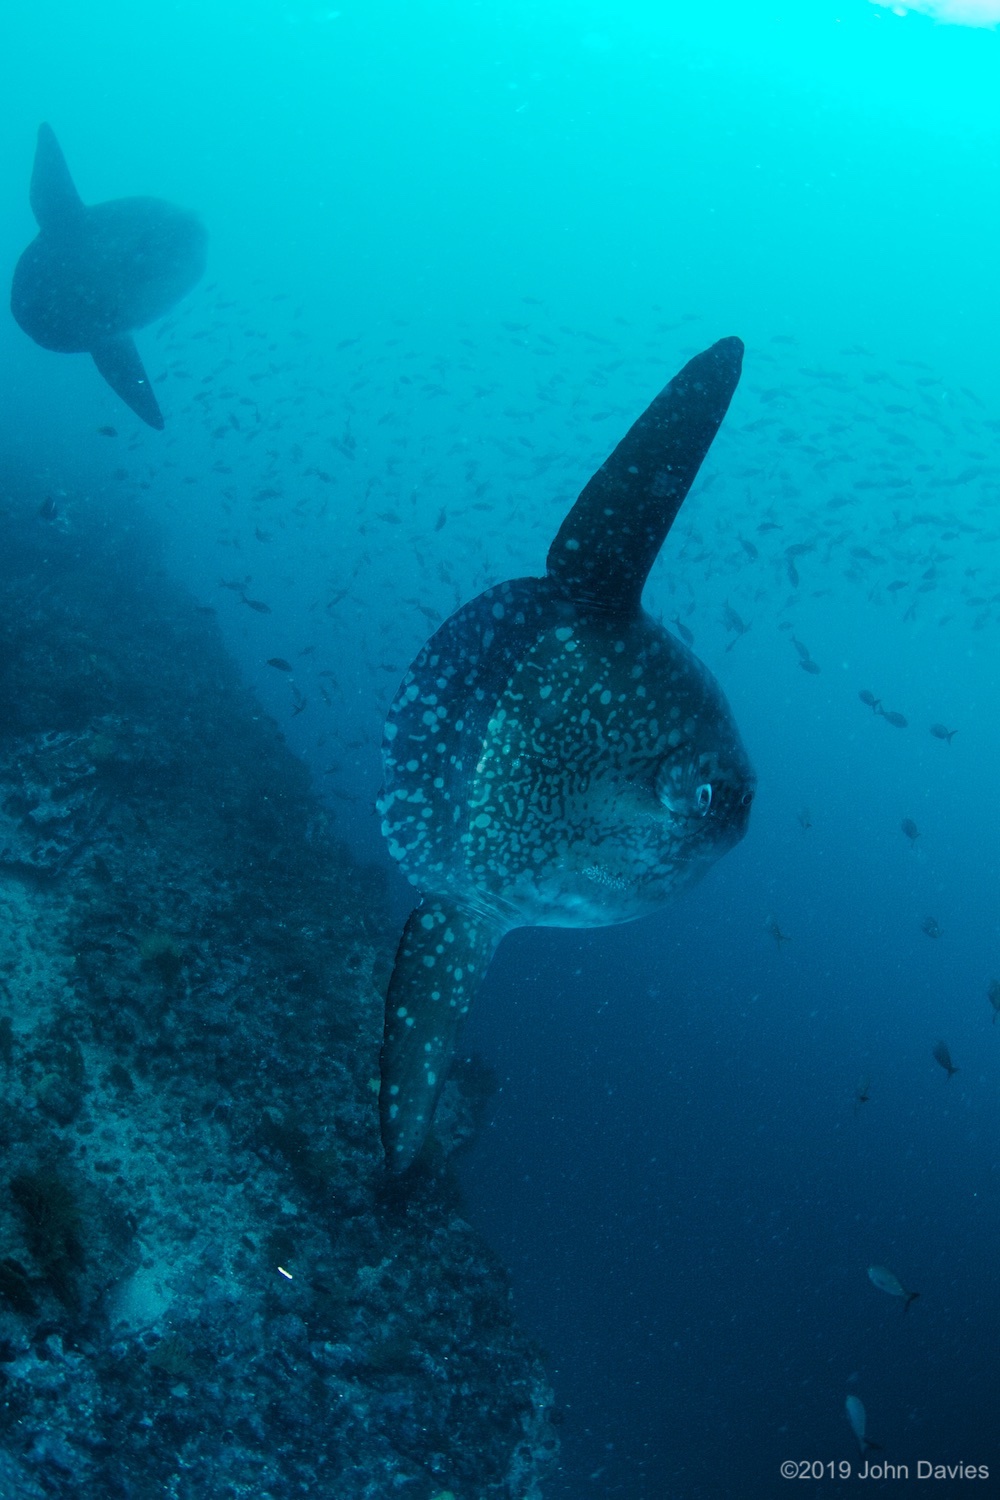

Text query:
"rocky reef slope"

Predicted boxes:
[[0, 481, 554, 1499]]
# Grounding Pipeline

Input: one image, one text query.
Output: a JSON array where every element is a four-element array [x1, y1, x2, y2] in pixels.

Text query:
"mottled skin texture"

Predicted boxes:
[[381, 581, 751, 928], [10, 125, 205, 428], [378, 339, 754, 1171], [12, 197, 205, 353]]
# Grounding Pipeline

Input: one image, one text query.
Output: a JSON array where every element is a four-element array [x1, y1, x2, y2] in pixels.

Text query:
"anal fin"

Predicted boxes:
[[380, 898, 504, 1172], [92, 336, 164, 430]]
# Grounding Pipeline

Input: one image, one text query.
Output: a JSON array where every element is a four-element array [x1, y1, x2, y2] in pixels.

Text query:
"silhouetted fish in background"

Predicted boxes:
[[378, 339, 755, 1171], [932, 1040, 958, 1078], [845, 1395, 880, 1456], [721, 599, 751, 649], [10, 124, 206, 428], [988, 979, 1000, 1025], [868, 1264, 920, 1313], [790, 635, 821, 673], [764, 916, 790, 947]]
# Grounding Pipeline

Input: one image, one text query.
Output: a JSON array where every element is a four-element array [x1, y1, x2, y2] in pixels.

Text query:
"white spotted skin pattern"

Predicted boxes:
[[379, 897, 497, 1168], [378, 577, 754, 933]]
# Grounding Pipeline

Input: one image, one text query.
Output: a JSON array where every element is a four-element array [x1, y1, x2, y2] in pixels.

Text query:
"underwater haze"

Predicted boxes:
[[3, 1, 1000, 1496]]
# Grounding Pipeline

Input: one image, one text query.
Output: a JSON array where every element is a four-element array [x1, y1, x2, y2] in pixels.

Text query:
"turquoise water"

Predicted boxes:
[[3, 2, 999, 1495]]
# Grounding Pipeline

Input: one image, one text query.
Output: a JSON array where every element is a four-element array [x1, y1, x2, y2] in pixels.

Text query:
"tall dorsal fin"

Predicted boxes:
[[30, 124, 85, 231], [546, 337, 743, 614]]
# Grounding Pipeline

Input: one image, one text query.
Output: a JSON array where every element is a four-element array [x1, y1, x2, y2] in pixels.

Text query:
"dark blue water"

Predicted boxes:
[[3, 2, 999, 1494]]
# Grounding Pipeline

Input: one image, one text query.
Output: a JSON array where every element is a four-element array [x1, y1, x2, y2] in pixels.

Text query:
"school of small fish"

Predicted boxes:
[[34, 247, 999, 1467]]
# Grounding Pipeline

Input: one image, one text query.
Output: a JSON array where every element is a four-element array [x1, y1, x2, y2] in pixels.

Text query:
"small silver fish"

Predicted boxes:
[[868, 1265, 919, 1313], [845, 1394, 880, 1456]]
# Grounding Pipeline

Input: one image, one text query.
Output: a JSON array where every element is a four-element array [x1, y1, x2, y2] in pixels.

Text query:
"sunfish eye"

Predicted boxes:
[[695, 782, 713, 815]]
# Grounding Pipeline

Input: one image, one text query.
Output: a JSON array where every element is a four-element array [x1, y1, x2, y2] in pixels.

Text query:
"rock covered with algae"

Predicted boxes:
[[0, 476, 556, 1499]]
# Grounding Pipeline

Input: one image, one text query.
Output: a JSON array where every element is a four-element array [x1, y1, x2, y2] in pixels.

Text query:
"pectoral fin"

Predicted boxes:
[[92, 337, 164, 429], [380, 898, 504, 1172]]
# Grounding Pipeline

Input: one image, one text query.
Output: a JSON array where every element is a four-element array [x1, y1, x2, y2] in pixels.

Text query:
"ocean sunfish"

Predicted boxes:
[[10, 124, 206, 429], [378, 338, 755, 1171]]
